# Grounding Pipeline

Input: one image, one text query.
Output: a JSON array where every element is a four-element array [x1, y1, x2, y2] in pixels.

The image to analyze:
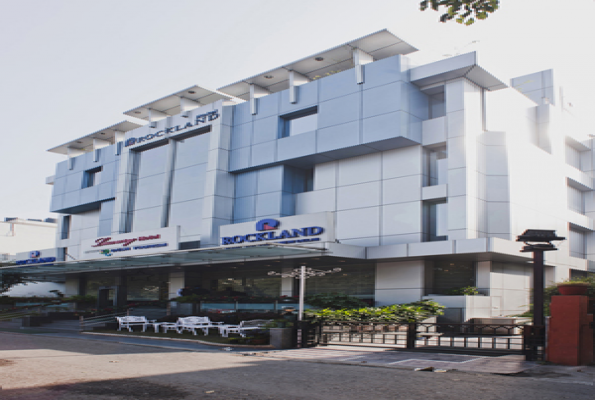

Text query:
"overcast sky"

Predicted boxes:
[[1, 0, 593, 220]]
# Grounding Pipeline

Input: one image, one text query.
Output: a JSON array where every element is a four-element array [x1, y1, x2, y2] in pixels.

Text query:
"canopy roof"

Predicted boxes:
[[123, 85, 240, 121], [47, 120, 143, 155], [0, 243, 327, 281]]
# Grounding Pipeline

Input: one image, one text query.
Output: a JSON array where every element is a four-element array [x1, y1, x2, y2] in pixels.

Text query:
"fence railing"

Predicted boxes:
[[80, 310, 129, 331], [318, 321, 544, 361]]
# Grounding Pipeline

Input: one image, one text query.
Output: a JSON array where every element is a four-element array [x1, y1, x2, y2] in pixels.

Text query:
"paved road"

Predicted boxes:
[[0, 332, 593, 400]]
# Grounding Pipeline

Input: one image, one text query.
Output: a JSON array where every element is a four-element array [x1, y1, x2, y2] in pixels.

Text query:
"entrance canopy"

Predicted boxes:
[[0, 243, 328, 281]]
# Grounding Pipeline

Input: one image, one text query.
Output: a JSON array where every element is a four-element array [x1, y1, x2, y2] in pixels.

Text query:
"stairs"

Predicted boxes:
[[0, 312, 83, 334], [25, 319, 82, 333]]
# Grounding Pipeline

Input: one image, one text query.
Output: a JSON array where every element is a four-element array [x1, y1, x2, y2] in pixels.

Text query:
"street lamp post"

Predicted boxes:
[[516, 229, 565, 328], [516, 229, 566, 361], [268, 266, 341, 321]]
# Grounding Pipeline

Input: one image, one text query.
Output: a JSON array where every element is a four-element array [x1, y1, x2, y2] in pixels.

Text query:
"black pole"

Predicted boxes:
[[533, 250, 545, 327]]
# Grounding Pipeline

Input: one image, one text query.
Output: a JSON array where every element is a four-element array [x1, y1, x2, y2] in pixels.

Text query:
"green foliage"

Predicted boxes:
[[515, 276, 595, 317], [305, 299, 445, 323], [305, 292, 367, 310], [556, 280, 590, 286], [67, 295, 97, 303], [447, 286, 480, 295], [420, 0, 499, 25], [0, 273, 28, 294], [544, 276, 595, 315]]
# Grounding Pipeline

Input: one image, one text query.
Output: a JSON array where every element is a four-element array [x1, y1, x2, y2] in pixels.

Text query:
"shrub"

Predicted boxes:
[[67, 295, 97, 303], [447, 286, 480, 296], [305, 299, 445, 323]]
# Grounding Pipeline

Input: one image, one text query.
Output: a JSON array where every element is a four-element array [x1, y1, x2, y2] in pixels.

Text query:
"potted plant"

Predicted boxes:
[[556, 280, 590, 296]]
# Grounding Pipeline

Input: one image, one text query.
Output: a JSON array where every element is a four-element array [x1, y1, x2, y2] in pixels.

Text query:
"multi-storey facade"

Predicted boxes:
[[4, 30, 593, 321]]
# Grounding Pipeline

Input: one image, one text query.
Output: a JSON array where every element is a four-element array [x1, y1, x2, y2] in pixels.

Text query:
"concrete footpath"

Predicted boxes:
[[3, 329, 594, 386], [1, 331, 593, 400], [248, 345, 595, 385]]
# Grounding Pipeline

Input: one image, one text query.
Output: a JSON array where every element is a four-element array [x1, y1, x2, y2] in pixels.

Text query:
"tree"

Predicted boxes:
[[0, 273, 28, 294], [420, 0, 500, 25]]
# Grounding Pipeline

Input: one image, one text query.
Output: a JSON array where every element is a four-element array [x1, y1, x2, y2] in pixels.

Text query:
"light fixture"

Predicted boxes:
[[134, 111, 141, 114], [188, 90, 196, 94], [76, 141, 82, 144], [100, 132, 105, 135], [315, 57, 324, 61], [268, 266, 341, 322], [264, 75, 273, 79]]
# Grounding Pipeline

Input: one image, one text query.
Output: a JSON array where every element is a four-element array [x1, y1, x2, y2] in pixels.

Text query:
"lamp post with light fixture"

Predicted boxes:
[[268, 266, 342, 321], [516, 229, 565, 361], [516, 229, 565, 327]]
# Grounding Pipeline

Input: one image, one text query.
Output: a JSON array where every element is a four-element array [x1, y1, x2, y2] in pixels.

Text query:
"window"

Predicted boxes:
[[569, 226, 586, 259], [565, 143, 581, 170], [281, 107, 317, 138], [430, 261, 476, 295], [429, 92, 445, 119], [294, 168, 314, 193], [61, 216, 71, 240], [83, 167, 102, 188], [424, 200, 447, 242], [425, 146, 447, 187], [567, 184, 585, 214]]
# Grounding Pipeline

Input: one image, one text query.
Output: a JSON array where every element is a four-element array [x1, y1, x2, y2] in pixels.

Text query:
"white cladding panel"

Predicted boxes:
[[79, 226, 179, 260]]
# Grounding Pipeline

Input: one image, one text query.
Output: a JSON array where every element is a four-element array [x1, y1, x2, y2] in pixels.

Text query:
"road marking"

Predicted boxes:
[[338, 356, 366, 361]]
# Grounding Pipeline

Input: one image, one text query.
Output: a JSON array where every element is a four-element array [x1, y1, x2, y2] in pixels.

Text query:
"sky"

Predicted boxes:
[[1, 0, 594, 220]]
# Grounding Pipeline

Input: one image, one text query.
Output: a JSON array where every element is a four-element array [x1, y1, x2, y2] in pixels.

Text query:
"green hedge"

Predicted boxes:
[[305, 299, 445, 323]]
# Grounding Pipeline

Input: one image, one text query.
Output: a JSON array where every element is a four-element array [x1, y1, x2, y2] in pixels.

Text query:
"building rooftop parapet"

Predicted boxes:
[[410, 51, 507, 92], [47, 120, 143, 155], [217, 29, 418, 100], [123, 85, 241, 123]]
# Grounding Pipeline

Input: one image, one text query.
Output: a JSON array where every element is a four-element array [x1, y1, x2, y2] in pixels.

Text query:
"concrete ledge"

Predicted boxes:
[[82, 332, 274, 349]]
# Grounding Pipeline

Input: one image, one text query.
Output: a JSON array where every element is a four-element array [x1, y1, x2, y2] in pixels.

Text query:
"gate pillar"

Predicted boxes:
[[547, 295, 593, 366]]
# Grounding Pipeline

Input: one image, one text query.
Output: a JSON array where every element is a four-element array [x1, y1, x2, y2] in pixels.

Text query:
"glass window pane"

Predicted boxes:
[[432, 261, 475, 294], [304, 264, 375, 298]]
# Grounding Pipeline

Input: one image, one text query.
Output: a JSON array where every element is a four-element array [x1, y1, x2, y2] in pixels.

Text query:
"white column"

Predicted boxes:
[[445, 79, 483, 240], [148, 108, 168, 128], [249, 84, 270, 115], [352, 48, 374, 84], [169, 270, 185, 299], [289, 70, 311, 104], [180, 97, 201, 115], [161, 139, 177, 228], [298, 266, 306, 321], [66, 147, 85, 170], [92, 138, 110, 162]]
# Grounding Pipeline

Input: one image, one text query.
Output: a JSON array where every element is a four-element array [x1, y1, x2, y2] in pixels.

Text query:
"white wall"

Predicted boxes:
[[375, 260, 425, 305], [0, 220, 57, 257], [296, 145, 425, 247]]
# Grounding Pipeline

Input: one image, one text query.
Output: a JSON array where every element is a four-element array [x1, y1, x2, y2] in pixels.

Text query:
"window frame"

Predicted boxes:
[[280, 107, 318, 138], [83, 167, 102, 188]]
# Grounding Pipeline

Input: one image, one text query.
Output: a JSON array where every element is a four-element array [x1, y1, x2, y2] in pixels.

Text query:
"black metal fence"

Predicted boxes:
[[317, 321, 544, 361]]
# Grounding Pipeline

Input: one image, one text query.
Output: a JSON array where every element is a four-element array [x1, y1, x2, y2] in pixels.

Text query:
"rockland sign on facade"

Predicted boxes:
[[4, 30, 594, 322]]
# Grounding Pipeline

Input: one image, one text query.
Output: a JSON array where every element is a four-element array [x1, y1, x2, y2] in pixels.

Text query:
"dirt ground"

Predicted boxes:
[[0, 332, 593, 400]]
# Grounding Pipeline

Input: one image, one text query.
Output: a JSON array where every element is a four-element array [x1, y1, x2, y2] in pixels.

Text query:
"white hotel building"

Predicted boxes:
[[4, 30, 594, 322]]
